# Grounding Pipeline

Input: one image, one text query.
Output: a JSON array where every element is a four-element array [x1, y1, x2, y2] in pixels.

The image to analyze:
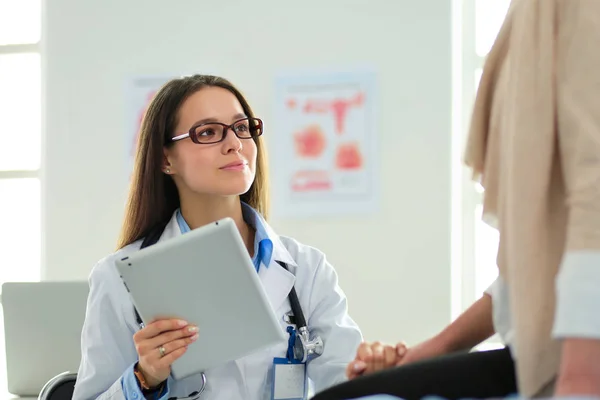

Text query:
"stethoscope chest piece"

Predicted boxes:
[[294, 327, 324, 363]]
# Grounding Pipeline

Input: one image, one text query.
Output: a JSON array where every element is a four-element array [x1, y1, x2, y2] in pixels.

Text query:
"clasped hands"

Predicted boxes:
[[345, 338, 447, 380]]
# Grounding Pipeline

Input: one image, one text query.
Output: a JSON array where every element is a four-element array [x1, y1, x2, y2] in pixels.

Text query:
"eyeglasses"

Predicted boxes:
[[170, 117, 263, 144]]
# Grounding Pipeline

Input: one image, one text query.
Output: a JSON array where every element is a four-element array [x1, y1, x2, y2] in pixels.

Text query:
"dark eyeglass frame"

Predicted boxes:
[[169, 117, 263, 145]]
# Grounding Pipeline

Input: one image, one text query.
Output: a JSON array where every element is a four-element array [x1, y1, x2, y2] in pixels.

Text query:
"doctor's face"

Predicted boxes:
[[163, 87, 259, 198]]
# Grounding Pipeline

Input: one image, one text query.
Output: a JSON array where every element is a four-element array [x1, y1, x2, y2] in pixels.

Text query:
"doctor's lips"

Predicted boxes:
[[219, 160, 247, 171]]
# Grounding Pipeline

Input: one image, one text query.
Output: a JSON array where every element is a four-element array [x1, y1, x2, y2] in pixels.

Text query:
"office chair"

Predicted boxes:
[[38, 371, 77, 400]]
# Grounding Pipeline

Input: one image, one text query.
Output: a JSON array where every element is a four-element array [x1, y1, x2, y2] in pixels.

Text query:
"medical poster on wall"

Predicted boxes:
[[272, 68, 378, 217], [125, 75, 175, 176]]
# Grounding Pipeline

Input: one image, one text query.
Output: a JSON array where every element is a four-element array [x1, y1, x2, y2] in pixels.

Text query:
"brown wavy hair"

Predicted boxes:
[[116, 75, 269, 249]]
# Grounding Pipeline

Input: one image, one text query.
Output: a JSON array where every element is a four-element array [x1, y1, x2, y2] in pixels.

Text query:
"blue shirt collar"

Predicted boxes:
[[175, 203, 273, 272]]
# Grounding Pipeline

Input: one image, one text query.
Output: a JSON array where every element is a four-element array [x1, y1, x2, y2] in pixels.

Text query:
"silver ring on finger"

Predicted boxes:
[[159, 346, 166, 358]]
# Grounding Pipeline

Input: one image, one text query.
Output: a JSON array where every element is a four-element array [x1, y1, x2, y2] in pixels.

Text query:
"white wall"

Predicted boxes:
[[44, 0, 453, 345]]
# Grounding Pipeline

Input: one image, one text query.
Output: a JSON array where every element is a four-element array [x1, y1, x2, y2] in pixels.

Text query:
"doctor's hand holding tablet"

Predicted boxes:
[[73, 74, 363, 400], [132, 319, 199, 389]]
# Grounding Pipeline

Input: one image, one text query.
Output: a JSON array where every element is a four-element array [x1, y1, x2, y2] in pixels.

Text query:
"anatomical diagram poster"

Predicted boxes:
[[272, 68, 378, 217]]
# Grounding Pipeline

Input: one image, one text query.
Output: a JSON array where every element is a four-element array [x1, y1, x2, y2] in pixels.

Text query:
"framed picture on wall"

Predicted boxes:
[[272, 67, 379, 217]]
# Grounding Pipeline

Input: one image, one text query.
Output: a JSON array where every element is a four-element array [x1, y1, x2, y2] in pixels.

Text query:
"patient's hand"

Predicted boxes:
[[345, 341, 408, 379], [396, 337, 448, 366]]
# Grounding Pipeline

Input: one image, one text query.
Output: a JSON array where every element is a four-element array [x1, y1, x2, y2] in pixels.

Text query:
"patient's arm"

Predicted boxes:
[[428, 291, 495, 356], [346, 288, 496, 379], [392, 290, 496, 369]]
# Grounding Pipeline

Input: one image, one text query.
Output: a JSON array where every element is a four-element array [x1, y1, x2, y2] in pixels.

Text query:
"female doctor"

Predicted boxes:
[[72, 74, 363, 400]]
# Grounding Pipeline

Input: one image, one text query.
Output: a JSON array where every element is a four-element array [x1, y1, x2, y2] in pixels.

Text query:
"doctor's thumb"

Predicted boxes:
[[346, 360, 367, 379], [353, 360, 367, 373]]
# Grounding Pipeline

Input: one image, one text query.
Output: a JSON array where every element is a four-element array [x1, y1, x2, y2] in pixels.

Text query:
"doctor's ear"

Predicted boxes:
[[163, 161, 173, 175], [162, 152, 173, 175]]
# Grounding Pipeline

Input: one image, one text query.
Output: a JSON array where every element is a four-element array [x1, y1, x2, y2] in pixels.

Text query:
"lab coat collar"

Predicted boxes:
[[161, 207, 298, 268], [240, 203, 298, 268]]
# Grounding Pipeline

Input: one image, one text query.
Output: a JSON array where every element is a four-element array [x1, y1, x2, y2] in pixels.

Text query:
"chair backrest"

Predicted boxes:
[[38, 371, 77, 400]]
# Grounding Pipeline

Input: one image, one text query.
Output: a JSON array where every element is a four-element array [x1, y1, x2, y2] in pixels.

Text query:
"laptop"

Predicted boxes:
[[1, 281, 89, 396]]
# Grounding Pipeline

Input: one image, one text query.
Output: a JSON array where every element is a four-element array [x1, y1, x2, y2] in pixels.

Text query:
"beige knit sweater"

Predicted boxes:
[[464, 0, 600, 396]]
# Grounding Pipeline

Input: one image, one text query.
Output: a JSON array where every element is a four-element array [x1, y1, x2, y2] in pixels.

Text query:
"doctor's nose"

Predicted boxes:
[[222, 129, 243, 154]]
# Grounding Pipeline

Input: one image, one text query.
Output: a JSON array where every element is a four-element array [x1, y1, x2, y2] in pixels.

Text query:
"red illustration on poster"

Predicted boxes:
[[291, 170, 332, 192], [302, 92, 364, 135], [294, 124, 326, 158], [335, 142, 363, 170]]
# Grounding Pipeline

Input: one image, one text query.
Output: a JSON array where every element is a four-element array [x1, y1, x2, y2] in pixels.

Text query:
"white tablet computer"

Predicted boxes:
[[115, 217, 287, 381]]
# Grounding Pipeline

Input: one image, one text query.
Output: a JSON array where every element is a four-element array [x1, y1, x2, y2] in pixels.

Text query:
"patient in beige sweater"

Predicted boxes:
[[338, 0, 600, 398]]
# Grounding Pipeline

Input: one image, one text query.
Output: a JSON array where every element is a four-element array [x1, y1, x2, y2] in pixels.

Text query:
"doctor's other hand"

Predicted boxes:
[[133, 319, 199, 388], [346, 341, 408, 379]]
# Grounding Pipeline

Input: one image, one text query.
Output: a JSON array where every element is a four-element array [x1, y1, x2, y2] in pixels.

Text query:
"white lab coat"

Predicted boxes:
[[73, 212, 363, 400]]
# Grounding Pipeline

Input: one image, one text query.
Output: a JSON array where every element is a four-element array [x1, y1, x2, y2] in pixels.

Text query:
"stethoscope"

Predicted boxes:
[[131, 222, 324, 399]]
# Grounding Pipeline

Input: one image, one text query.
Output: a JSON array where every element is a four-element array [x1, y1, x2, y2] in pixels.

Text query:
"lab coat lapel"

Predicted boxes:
[[250, 216, 298, 313], [258, 258, 295, 313], [156, 213, 182, 242]]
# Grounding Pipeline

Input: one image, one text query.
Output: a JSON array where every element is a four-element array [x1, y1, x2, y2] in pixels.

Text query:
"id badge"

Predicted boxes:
[[271, 357, 307, 400]]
